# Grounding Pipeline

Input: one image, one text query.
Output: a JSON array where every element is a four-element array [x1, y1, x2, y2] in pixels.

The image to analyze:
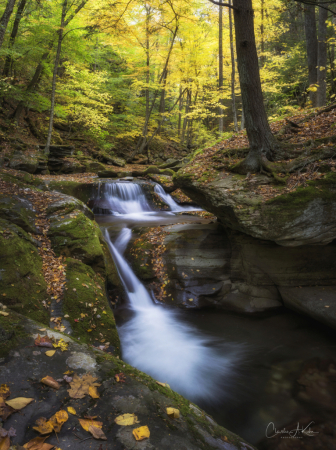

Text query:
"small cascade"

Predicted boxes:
[[104, 228, 241, 403], [154, 184, 187, 212], [92, 182, 152, 215]]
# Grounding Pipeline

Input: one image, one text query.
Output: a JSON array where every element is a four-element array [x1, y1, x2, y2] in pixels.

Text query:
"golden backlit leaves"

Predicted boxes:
[[68, 374, 101, 399]]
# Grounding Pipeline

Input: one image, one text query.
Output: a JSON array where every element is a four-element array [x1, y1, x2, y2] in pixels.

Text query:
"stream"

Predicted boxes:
[[94, 180, 336, 446]]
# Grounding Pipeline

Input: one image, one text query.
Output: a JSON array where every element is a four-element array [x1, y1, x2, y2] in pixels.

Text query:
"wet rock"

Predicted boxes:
[[9, 151, 39, 174], [0, 193, 38, 234], [46, 192, 94, 220], [40, 144, 75, 158], [0, 219, 49, 324], [98, 169, 132, 178], [174, 171, 336, 246], [107, 155, 126, 167], [83, 160, 106, 173], [0, 314, 255, 450]]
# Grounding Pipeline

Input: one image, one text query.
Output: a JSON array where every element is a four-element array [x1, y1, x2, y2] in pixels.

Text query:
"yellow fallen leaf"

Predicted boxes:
[[89, 386, 99, 399], [79, 418, 103, 432], [23, 436, 53, 449], [114, 413, 139, 426], [0, 384, 10, 400], [102, 311, 106, 314], [166, 407, 180, 419], [45, 350, 56, 357], [67, 406, 76, 415], [0, 436, 10, 450], [33, 417, 54, 435], [87, 329, 92, 332], [155, 381, 170, 389], [133, 426, 150, 441], [5, 397, 34, 410], [0, 312, 9, 316], [49, 410, 68, 432]]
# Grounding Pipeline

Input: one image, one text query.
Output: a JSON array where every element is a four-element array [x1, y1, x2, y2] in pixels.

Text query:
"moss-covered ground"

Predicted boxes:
[[63, 257, 121, 356]]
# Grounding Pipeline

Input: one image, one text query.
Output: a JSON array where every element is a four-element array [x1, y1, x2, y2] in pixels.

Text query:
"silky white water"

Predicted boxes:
[[97, 182, 241, 403]]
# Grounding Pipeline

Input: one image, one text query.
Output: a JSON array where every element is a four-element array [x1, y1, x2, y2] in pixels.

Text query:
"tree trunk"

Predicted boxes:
[[145, 5, 150, 160], [240, 105, 245, 130], [260, 0, 265, 67], [3, 0, 26, 77], [232, 0, 278, 173], [178, 85, 183, 137], [0, 0, 17, 51], [218, 4, 224, 134], [229, 0, 238, 132], [44, 0, 67, 155], [304, 4, 318, 107], [317, 6, 328, 107], [181, 89, 190, 145]]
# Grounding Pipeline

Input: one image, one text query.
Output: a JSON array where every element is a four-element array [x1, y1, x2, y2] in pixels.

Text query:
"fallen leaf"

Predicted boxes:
[[133, 426, 150, 441], [35, 335, 53, 349], [88, 425, 107, 440], [33, 418, 54, 435], [67, 406, 76, 415], [49, 410, 68, 433], [38, 328, 47, 332], [41, 376, 60, 390], [68, 374, 101, 399], [0, 312, 9, 317], [23, 436, 54, 450], [78, 418, 103, 432], [88, 386, 99, 399], [5, 397, 34, 410], [53, 339, 68, 352], [0, 436, 10, 450], [45, 350, 56, 357], [114, 414, 139, 426], [0, 398, 14, 421], [0, 385, 10, 400], [155, 381, 170, 388], [166, 407, 180, 419]]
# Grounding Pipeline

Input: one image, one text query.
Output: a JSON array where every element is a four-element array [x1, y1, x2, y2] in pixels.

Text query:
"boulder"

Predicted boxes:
[[83, 160, 106, 173], [174, 170, 336, 247], [9, 151, 39, 174], [106, 155, 126, 167], [59, 158, 85, 174], [0, 193, 38, 234], [0, 314, 255, 450], [98, 169, 132, 178], [41, 144, 75, 158], [128, 222, 336, 320]]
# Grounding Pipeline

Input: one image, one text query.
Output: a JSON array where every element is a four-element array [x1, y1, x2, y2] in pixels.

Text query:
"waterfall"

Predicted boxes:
[[97, 180, 241, 403], [105, 228, 240, 403]]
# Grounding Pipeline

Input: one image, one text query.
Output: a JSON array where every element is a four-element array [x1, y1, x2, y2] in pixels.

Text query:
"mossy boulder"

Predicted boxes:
[[98, 169, 132, 178], [48, 211, 105, 275], [9, 151, 39, 174], [0, 193, 38, 234], [63, 257, 120, 355], [46, 193, 94, 220], [174, 170, 336, 246], [59, 158, 86, 174], [0, 219, 49, 324], [147, 174, 176, 192], [83, 160, 106, 173]]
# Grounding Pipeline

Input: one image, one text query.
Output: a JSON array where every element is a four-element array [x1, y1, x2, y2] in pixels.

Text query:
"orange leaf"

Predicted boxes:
[[78, 418, 103, 432], [41, 376, 60, 390]]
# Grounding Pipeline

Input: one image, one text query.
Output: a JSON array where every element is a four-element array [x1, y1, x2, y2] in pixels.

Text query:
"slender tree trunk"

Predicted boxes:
[[317, 6, 328, 107], [0, 0, 17, 51], [232, 0, 278, 172], [178, 85, 183, 137], [304, 4, 318, 106], [229, 0, 238, 132], [145, 5, 151, 160], [218, 4, 224, 134], [260, 0, 265, 66], [240, 104, 245, 130], [44, 0, 67, 155], [181, 89, 190, 145], [3, 0, 26, 77]]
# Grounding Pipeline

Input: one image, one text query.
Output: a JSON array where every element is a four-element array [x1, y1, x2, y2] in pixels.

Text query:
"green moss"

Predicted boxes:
[[126, 238, 155, 280], [96, 352, 248, 449], [48, 180, 94, 203], [63, 258, 120, 356], [159, 168, 174, 176], [0, 312, 28, 358], [0, 170, 44, 190], [48, 211, 105, 275], [0, 219, 49, 325]]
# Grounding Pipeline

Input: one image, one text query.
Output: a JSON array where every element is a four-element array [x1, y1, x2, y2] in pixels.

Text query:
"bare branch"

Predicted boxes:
[[207, 0, 238, 10]]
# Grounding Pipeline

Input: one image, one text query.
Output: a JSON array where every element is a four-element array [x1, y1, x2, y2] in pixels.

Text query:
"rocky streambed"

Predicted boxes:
[[1, 167, 336, 450]]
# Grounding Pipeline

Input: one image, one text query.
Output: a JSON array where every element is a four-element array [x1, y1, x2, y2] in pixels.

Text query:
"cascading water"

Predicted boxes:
[[96, 181, 242, 403]]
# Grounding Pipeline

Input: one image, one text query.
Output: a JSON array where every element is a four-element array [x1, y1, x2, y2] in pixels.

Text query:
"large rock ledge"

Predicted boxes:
[[174, 171, 336, 247], [0, 312, 255, 450]]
